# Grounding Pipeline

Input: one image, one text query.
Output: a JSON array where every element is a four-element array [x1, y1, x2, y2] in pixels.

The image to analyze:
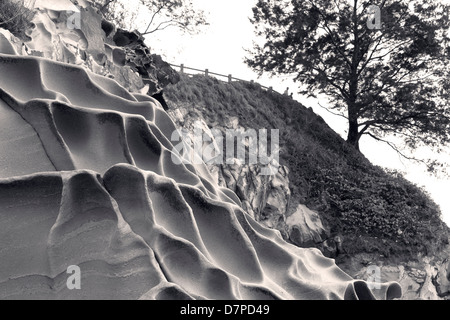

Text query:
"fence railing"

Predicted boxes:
[[169, 63, 291, 98]]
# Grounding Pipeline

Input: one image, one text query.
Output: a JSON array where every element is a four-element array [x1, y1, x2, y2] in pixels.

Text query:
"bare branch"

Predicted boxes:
[[318, 102, 349, 120], [143, 3, 165, 34], [365, 132, 428, 164], [142, 19, 187, 35]]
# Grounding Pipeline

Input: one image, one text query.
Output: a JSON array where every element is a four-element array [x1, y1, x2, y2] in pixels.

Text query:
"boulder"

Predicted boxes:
[[323, 235, 344, 258], [286, 204, 329, 248], [112, 28, 142, 47], [111, 29, 180, 94], [347, 255, 450, 300], [151, 54, 181, 87], [433, 258, 450, 298]]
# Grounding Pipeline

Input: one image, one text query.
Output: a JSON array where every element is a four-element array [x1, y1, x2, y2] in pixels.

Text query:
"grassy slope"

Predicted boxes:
[[165, 73, 449, 261]]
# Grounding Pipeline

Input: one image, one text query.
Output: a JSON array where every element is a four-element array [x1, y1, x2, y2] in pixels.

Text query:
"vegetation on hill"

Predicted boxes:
[[0, 0, 34, 39], [165, 73, 449, 260]]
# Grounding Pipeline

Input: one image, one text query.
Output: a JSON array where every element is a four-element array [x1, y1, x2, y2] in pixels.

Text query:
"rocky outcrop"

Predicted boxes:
[[286, 204, 328, 248], [283, 204, 345, 258], [341, 253, 450, 300], [148, 54, 181, 93], [214, 164, 290, 229], [433, 258, 450, 298], [167, 108, 292, 234], [21, 0, 179, 95], [107, 28, 180, 94]]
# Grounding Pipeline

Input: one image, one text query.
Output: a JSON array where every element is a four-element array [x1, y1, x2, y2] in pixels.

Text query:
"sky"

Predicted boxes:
[[141, 0, 450, 226]]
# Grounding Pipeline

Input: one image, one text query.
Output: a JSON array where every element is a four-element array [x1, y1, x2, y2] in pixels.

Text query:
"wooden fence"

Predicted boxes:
[[168, 63, 291, 97]]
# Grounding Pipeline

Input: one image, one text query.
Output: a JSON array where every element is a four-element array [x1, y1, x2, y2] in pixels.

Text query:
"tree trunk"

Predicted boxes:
[[346, 96, 360, 151], [347, 117, 360, 151], [347, 0, 361, 152]]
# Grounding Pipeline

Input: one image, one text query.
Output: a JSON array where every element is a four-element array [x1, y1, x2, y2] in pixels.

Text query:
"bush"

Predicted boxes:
[[313, 165, 448, 257], [0, 0, 35, 39]]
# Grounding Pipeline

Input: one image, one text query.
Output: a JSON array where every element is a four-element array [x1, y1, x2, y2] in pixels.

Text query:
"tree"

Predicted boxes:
[[246, 0, 450, 170], [91, 0, 208, 36]]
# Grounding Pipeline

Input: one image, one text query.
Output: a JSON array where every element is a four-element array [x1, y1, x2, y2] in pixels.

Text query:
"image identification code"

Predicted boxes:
[[180, 304, 270, 317]]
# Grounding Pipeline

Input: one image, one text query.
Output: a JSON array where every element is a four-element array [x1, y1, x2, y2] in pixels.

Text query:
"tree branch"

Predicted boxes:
[[306, 0, 353, 69], [311, 64, 350, 101], [365, 132, 428, 164], [142, 19, 187, 35], [143, 3, 165, 34], [318, 102, 349, 120]]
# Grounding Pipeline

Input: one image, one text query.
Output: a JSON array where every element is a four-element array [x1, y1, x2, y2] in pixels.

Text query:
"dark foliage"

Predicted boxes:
[[246, 0, 450, 174]]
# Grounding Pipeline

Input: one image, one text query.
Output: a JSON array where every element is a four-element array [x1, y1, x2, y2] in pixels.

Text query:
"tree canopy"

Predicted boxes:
[[246, 0, 450, 172], [92, 0, 208, 36]]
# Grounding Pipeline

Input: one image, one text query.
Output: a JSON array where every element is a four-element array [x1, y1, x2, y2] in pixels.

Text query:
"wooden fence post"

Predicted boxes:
[[171, 64, 277, 91]]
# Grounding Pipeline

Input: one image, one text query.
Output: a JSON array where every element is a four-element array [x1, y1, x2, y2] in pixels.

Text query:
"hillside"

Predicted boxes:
[[164, 73, 449, 264]]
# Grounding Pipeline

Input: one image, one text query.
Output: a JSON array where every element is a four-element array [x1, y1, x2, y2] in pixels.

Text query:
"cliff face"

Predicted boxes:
[[167, 102, 335, 256], [0, 0, 403, 300], [168, 111, 292, 230]]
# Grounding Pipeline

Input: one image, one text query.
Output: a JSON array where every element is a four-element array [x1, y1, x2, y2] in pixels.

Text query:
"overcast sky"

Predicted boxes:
[[143, 0, 450, 226]]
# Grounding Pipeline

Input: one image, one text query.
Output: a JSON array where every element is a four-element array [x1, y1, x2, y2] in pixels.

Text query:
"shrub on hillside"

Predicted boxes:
[[314, 166, 448, 257], [0, 0, 35, 39]]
